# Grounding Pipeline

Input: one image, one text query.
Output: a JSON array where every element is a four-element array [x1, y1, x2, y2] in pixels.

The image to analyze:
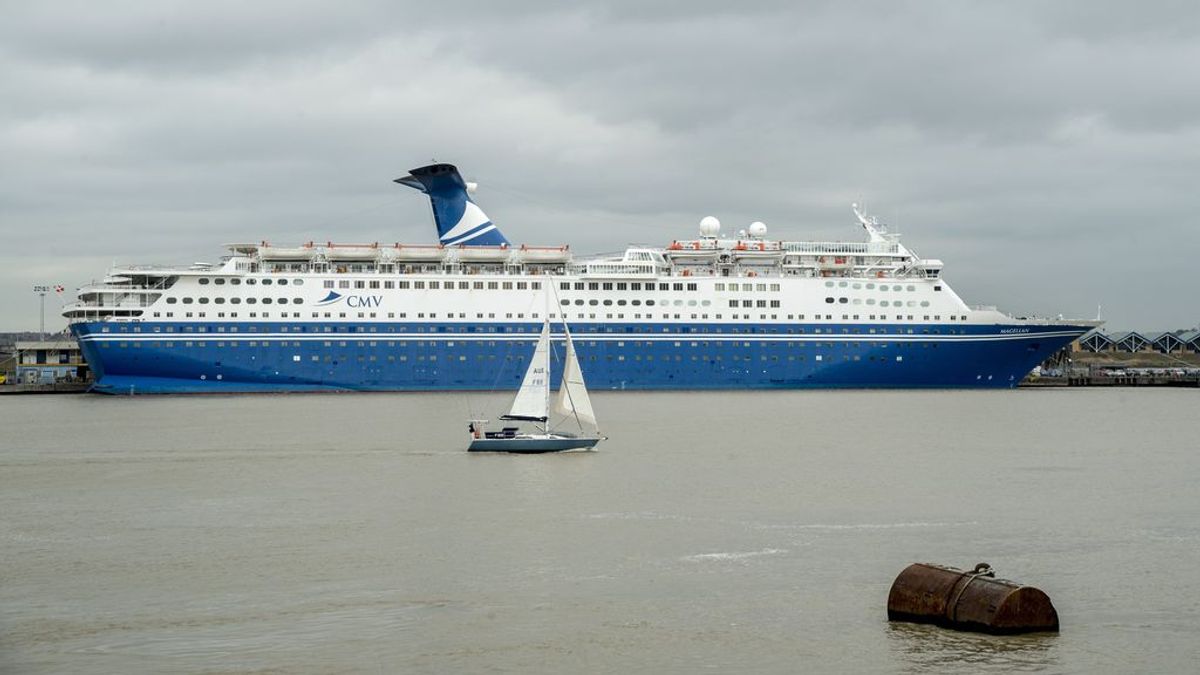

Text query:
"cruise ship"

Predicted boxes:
[[64, 163, 1096, 394]]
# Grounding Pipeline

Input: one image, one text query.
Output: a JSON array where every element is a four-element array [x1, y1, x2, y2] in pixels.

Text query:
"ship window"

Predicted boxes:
[[560, 282, 570, 290], [215, 298, 225, 304], [214, 278, 225, 285], [934, 286, 942, 291], [838, 298, 848, 304], [324, 281, 334, 288], [294, 279, 303, 286], [631, 283, 643, 291], [646, 300, 655, 306], [488, 282, 498, 289], [632, 300, 641, 306], [167, 297, 178, 304], [355, 281, 365, 289], [603, 300, 613, 306], [824, 297, 834, 304], [589, 300, 599, 306], [292, 298, 302, 304], [588, 283, 599, 290], [339, 280, 349, 288], [673, 283, 684, 291], [659, 283, 669, 291], [907, 285, 915, 291], [262, 279, 273, 285], [278, 279, 288, 286], [617, 300, 627, 306], [199, 278, 209, 285], [865, 283, 875, 289], [231, 279, 241, 285], [517, 282, 528, 290], [574, 299, 584, 305], [532, 282, 541, 290], [370, 281, 380, 289], [920, 301, 930, 307], [182, 297, 194, 304]]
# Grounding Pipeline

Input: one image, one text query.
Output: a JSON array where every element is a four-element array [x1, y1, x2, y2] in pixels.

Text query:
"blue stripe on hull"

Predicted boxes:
[[72, 321, 1089, 394]]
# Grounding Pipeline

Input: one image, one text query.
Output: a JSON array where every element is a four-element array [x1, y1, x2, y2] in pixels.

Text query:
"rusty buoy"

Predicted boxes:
[[887, 562, 1059, 634]]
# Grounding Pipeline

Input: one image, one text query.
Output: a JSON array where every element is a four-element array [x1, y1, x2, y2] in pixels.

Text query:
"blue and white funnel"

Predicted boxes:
[[395, 164, 510, 246]]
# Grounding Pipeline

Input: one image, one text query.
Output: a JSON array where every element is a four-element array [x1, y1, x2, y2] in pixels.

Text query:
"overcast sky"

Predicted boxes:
[[3, 1, 1198, 333]]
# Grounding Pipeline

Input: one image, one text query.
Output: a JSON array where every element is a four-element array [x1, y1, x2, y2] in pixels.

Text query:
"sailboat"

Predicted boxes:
[[467, 319, 604, 453]]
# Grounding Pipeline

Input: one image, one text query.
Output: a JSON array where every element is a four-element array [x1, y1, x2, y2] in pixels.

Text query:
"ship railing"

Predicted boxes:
[[782, 241, 900, 255]]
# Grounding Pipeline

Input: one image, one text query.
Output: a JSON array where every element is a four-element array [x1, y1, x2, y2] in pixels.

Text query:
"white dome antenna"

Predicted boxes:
[[748, 221, 767, 238], [699, 216, 720, 238]]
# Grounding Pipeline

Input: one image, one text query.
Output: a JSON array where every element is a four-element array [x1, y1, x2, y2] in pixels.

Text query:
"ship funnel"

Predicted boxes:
[[395, 164, 510, 246]]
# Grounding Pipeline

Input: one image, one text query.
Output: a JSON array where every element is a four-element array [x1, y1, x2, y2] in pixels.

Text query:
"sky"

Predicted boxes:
[[2, 1, 1198, 333]]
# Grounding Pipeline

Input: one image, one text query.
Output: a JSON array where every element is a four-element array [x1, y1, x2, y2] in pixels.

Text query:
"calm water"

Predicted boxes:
[[1, 389, 1198, 674]]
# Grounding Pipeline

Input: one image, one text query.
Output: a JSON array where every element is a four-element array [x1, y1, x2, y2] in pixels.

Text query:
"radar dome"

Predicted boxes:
[[699, 216, 721, 237], [749, 221, 767, 238]]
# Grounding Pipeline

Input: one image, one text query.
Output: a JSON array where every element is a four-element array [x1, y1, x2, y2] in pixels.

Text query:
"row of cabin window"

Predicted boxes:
[[166, 297, 302, 305], [198, 278, 303, 286], [826, 297, 934, 308], [728, 300, 783, 308], [323, 280, 544, 290], [561, 298, 718, 307], [825, 281, 932, 292], [558, 282, 700, 292], [713, 283, 782, 292], [106, 339, 941, 351]]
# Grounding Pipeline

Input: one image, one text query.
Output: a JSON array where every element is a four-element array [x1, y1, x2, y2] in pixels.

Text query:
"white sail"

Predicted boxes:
[[506, 321, 551, 421], [553, 333, 597, 429]]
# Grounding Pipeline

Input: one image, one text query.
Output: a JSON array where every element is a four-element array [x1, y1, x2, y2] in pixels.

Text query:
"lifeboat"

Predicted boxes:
[[456, 245, 512, 263], [323, 243, 380, 261], [259, 243, 316, 261], [517, 245, 570, 263], [384, 245, 446, 262]]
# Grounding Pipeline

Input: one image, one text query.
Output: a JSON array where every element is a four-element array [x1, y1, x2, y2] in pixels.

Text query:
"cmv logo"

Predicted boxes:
[[315, 291, 383, 308]]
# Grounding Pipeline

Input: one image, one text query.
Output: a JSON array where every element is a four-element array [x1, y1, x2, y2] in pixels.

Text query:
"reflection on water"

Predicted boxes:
[[886, 622, 1058, 673]]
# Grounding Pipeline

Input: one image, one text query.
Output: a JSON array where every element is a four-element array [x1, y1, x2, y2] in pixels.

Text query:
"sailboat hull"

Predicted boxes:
[[468, 436, 601, 453]]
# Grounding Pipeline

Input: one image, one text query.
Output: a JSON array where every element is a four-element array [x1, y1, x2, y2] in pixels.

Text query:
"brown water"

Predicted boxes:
[[1, 389, 1198, 673]]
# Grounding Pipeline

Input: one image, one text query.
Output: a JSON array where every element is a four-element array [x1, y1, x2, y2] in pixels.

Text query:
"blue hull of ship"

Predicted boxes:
[[71, 320, 1089, 394]]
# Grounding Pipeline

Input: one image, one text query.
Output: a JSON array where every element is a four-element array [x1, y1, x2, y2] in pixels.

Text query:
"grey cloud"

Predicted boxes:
[[1, 1, 1197, 333]]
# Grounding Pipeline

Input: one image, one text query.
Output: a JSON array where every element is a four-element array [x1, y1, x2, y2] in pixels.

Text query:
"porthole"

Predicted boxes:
[[262, 279, 272, 286], [198, 278, 209, 285], [294, 279, 304, 286], [825, 297, 835, 304], [920, 301, 930, 307], [278, 279, 288, 286], [214, 278, 225, 285]]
